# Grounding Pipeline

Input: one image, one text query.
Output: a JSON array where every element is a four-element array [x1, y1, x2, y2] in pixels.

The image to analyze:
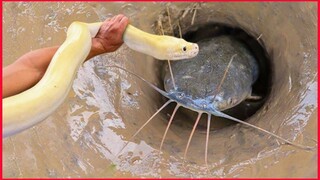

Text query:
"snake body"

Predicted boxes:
[[3, 22, 199, 138]]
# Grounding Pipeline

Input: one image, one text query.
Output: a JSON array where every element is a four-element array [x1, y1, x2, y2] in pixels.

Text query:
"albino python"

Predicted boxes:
[[3, 22, 199, 138]]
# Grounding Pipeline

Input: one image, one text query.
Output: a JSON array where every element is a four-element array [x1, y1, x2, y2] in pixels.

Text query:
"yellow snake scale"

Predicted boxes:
[[3, 22, 199, 138]]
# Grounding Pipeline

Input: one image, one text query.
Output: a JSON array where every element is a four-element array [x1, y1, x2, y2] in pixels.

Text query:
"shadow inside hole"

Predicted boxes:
[[161, 23, 272, 131]]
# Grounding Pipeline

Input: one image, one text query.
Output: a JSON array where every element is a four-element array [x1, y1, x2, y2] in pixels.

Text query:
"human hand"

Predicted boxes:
[[91, 14, 129, 56]]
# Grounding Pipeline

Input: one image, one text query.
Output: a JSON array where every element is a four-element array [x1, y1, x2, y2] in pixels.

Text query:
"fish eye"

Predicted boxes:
[[182, 46, 187, 52]]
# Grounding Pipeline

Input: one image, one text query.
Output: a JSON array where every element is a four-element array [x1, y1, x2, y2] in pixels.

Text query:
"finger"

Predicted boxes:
[[114, 14, 126, 22], [116, 15, 129, 27], [111, 15, 129, 32], [105, 15, 118, 24], [110, 15, 120, 22], [103, 17, 112, 23], [119, 16, 129, 24], [100, 16, 116, 30]]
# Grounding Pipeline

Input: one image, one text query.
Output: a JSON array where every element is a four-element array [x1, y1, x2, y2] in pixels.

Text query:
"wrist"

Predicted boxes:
[[86, 39, 105, 61]]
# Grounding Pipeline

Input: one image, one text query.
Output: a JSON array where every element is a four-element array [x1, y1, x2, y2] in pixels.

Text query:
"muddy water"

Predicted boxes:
[[2, 2, 317, 178]]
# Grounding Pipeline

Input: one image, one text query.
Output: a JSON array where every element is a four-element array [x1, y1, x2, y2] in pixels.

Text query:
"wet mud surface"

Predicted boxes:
[[2, 2, 317, 178]]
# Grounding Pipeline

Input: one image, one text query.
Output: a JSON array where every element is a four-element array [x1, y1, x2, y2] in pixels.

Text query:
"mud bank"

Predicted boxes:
[[3, 2, 317, 178]]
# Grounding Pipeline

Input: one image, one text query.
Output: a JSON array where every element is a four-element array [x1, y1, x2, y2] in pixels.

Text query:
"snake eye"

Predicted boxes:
[[182, 46, 187, 52]]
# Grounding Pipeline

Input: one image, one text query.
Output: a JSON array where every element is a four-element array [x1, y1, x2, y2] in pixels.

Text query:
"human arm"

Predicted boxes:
[[3, 14, 129, 98]]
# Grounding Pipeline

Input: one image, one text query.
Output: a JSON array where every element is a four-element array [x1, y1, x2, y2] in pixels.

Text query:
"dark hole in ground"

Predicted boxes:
[[160, 23, 272, 131]]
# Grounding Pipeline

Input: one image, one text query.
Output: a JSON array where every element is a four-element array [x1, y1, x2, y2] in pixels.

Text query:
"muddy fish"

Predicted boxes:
[[110, 35, 315, 170], [164, 35, 259, 112]]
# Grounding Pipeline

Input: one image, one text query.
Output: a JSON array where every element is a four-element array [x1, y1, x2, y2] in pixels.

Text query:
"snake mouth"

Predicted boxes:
[[169, 43, 199, 60]]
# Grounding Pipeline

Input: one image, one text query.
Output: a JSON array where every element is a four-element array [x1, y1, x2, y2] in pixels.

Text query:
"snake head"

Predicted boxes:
[[159, 36, 199, 60], [169, 38, 199, 60]]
